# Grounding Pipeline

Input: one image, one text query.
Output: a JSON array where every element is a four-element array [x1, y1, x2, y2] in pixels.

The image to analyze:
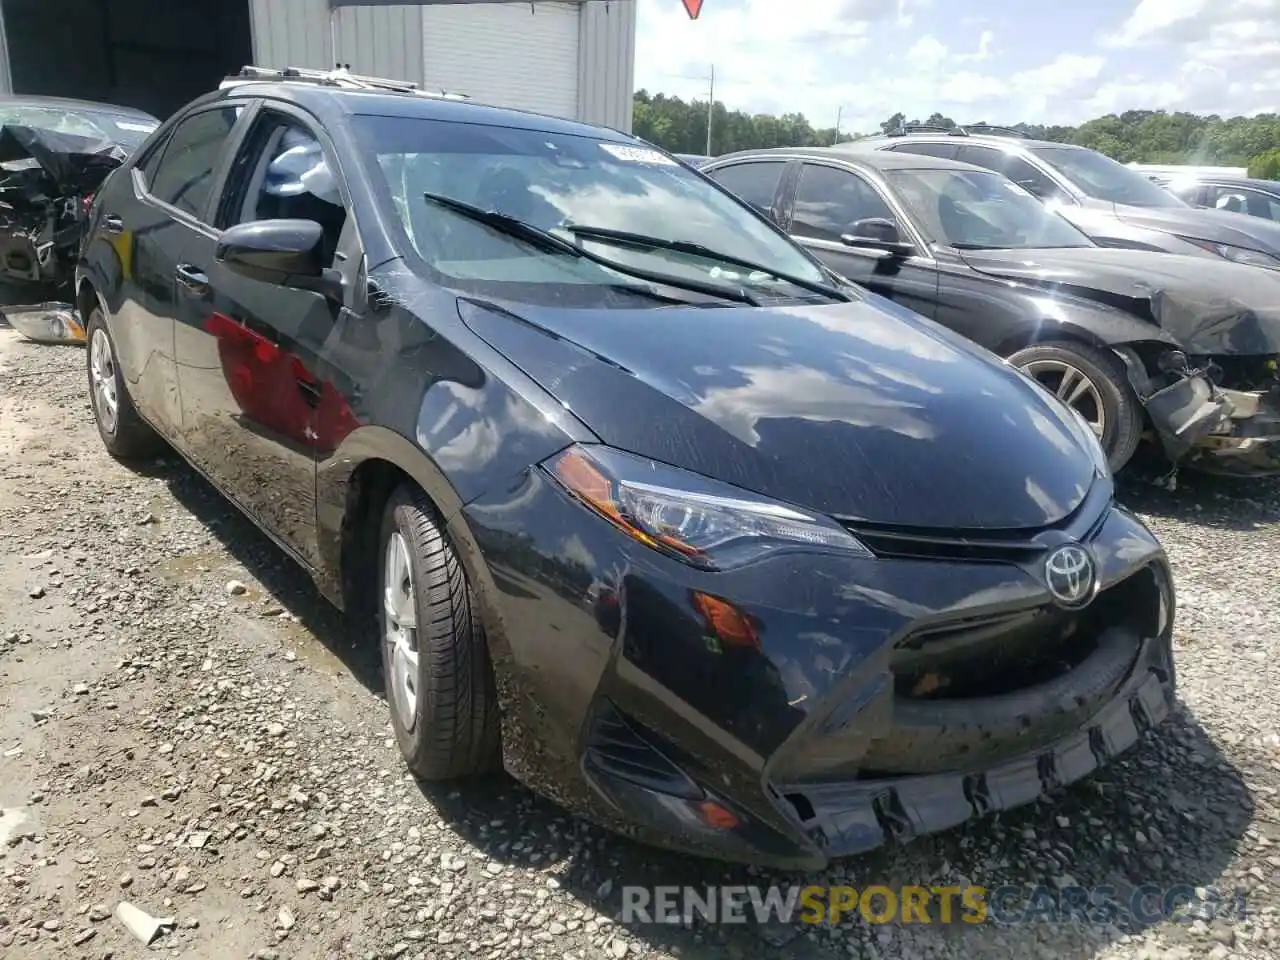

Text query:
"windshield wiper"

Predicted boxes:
[[561, 224, 853, 302], [422, 191, 581, 256], [421, 192, 758, 305]]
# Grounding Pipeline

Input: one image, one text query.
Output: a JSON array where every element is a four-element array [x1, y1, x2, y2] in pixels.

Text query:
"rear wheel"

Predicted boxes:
[[1007, 340, 1144, 472], [85, 306, 163, 460], [379, 484, 501, 780]]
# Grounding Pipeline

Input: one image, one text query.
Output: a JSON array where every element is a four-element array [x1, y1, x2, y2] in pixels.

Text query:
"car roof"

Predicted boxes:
[[0, 92, 159, 121], [204, 81, 637, 144], [846, 132, 1081, 152], [710, 144, 995, 174]]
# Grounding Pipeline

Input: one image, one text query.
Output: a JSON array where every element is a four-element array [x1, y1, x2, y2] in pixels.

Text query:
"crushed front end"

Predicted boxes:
[[1114, 345, 1280, 476], [0, 124, 128, 343], [463, 467, 1176, 870]]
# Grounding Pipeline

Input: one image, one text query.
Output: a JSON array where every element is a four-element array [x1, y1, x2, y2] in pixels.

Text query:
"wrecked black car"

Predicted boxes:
[[0, 95, 158, 341], [703, 146, 1280, 477]]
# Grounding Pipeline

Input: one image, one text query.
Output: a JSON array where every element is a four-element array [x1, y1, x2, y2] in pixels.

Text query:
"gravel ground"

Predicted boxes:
[[2, 324, 1280, 960]]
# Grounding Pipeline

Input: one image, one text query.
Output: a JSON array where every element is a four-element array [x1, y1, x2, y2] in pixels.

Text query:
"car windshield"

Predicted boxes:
[[887, 168, 1095, 250], [352, 114, 831, 304], [1031, 146, 1187, 208], [0, 104, 158, 150]]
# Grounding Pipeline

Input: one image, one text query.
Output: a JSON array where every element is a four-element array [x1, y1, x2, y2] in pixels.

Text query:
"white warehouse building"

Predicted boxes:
[[0, 0, 636, 130]]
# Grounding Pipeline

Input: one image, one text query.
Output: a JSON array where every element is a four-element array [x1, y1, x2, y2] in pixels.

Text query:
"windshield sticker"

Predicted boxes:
[[117, 120, 158, 133], [600, 143, 677, 166]]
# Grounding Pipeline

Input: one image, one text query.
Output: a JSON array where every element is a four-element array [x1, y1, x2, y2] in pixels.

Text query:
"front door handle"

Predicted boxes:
[[175, 263, 209, 296], [103, 215, 124, 235]]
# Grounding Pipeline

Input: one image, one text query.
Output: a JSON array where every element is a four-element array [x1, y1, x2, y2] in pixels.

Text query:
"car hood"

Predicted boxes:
[[459, 294, 1100, 531], [0, 124, 129, 195], [960, 246, 1280, 355], [1112, 202, 1280, 257]]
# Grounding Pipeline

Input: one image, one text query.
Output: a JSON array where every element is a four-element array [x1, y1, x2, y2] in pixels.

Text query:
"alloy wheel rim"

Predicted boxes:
[[1021, 358, 1106, 439], [383, 531, 420, 732], [89, 327, 119, 436]]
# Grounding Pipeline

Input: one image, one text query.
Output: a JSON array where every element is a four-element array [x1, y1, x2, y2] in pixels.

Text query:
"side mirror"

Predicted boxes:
[[216, 218, 343, 300], [840, 217, 913, 256]]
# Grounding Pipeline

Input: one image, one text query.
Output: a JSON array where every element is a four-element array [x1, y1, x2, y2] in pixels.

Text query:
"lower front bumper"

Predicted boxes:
[[1144, 374, 1280, 476], [577, 629, 1175, 870], [464, 469, 1175, 871], [778, 631, 1174, 862]]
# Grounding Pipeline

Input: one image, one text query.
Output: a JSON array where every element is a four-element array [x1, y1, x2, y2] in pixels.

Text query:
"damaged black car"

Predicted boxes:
[[0, 94, 158, 341], [78, 74, 1177, 868], [703, 147, 1280, 476]]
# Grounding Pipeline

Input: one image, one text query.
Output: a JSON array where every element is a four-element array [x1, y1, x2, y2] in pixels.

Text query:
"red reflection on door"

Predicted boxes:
[[205, 311, 357, 452]]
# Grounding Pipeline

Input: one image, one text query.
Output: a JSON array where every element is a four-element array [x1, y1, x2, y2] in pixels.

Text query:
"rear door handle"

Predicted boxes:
[[175, 263, 209, 295], [103, 215, 124, 235]]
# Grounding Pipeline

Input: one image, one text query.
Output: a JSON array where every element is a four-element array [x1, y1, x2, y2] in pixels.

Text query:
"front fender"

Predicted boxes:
[[1011, 295, 1183, 353]]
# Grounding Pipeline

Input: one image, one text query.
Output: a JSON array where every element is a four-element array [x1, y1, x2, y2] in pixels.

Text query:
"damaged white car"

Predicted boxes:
[[0, 94, 158, 343]]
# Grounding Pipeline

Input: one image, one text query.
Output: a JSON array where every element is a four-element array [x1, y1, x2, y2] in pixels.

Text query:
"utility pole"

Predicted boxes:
[[705, 64, 715, 156], [834, 105, 843, 145]]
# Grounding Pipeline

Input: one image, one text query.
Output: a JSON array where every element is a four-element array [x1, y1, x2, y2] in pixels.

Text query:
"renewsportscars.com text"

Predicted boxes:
[[621, 884, 1248, 926]]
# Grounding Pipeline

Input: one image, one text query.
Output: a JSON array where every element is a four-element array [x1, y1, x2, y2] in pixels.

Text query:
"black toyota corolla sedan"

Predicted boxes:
[[76, 68, 1176, 869], [703, 146, 1280, 477]]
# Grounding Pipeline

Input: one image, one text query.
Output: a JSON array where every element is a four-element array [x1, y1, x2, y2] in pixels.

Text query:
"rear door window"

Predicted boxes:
[[956, 146, 1063, 201], [887, 141, 959, 160], [705, 161, 787, 217], [145, 107, 241, 220]]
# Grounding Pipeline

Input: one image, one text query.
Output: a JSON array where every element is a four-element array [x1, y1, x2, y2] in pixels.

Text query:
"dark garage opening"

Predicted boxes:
[[2, 0, 253, 121]]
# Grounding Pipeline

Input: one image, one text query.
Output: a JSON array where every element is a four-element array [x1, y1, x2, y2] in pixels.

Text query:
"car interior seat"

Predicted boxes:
[[1217, 194, 1246, 214]]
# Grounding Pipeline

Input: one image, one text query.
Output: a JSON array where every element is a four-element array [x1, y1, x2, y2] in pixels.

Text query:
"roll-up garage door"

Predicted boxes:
[[421, 1, 581, 119]]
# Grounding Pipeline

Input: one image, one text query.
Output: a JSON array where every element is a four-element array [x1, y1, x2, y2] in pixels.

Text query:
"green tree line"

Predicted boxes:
[[633, 91, 1280, 178]]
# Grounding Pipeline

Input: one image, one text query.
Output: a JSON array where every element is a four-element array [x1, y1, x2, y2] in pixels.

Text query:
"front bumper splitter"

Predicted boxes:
[[779, 633, 1173, 861]]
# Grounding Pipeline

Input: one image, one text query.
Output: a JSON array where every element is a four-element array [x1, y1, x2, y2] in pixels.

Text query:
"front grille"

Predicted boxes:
[[836, 481, 1111, 563], [892, 565, 1161, 701]]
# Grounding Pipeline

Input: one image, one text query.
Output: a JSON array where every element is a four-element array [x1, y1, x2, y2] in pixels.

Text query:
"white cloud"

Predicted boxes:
[[1100, 0, 1280, 115], [633, 0, 1280, 136]]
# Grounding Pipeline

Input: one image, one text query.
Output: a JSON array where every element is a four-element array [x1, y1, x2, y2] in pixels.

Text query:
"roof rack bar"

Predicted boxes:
[[886, 122, 968, 138], [219, 64, 469, 101], [961, 123, 1028, 138]]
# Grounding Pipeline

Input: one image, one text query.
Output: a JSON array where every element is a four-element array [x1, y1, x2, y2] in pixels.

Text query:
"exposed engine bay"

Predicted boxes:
[[0, 124, 127, 288], [0, 124, 134, 344]]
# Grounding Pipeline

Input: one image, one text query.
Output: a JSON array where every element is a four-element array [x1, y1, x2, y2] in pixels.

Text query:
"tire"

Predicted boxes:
[[85, 305, 164, 460], [1006, 340, 1144, 473], [379, 483, 501, 780]]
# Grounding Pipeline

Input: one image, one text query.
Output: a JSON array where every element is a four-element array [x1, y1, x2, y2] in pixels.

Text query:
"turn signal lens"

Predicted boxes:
[[544, 445, 871, 571], [691, 591, 760, 650]]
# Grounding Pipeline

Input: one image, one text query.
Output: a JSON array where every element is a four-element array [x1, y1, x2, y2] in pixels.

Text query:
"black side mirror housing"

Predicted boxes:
[[840, 217, 913, 256], [216, 218, 344, 301]]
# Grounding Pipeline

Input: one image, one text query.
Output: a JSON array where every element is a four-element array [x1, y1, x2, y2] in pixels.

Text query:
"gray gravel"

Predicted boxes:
[[2, 324, 1280, 959]]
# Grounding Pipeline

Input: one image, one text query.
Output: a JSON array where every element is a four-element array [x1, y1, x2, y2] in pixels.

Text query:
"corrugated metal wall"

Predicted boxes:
[[248, 0, 635, 130], [249, 0, 424, 84], [579, 0, 635, 132]]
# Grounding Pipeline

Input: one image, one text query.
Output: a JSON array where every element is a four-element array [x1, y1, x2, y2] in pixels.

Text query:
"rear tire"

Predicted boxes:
[[379, 483, 501, 780], [1007, 340, 1144, 473], [85, 305, 164, 460]]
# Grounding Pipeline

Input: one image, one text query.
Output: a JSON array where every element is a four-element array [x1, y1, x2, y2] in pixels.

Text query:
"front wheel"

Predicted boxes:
[[379, 484, 501, 780], [1007, 340, 1144, 473]]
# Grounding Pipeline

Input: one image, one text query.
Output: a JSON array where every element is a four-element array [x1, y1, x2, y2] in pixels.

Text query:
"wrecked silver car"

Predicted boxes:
[[0, 95, 158, 342], [702, 146, 1280, 477]]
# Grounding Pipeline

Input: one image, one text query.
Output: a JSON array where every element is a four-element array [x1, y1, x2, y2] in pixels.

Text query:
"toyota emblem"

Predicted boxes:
[[1043, 543, 1097, 607]]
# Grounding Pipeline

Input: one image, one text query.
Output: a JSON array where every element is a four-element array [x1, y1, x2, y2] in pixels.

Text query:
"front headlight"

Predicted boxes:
[[1181, 236, 1280, 269], [542, 444, 872, 570]]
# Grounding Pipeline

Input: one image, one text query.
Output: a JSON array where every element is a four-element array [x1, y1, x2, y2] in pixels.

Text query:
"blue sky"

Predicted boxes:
[[634, 0, 1280, 134]]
